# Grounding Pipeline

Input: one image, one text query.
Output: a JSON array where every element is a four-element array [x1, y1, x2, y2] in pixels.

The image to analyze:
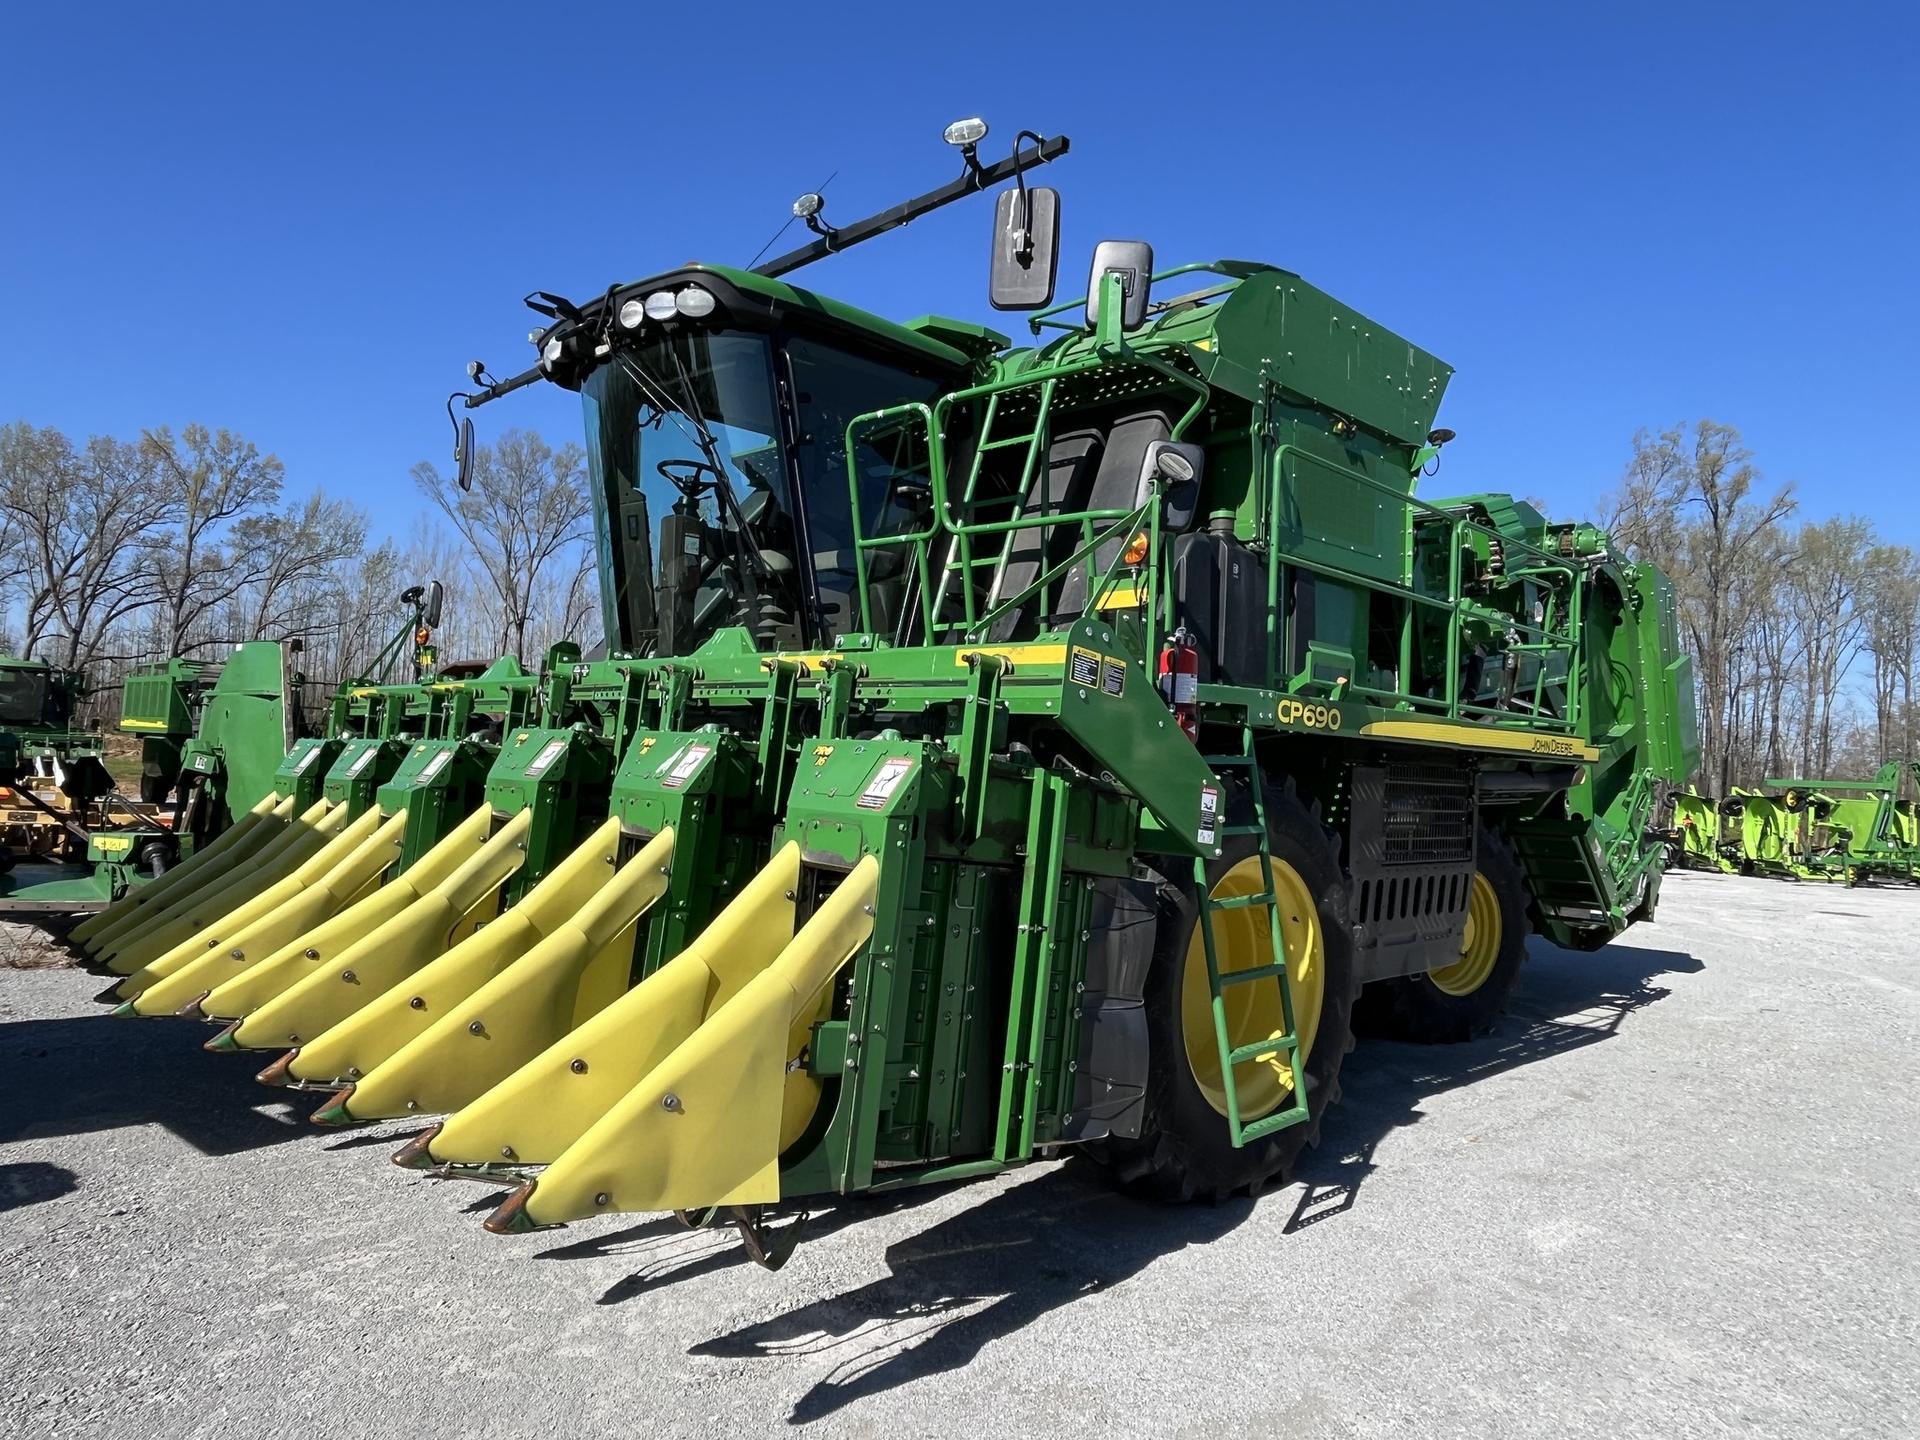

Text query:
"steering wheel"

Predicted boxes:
[[656, 458, 724, 494]]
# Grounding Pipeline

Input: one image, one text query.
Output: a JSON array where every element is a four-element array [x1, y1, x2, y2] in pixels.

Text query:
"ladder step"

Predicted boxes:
[[1217, 823, 1266, 837], [1228, 1035, 1299, 1066], [1238, 1100, 1310, 1143], [1217, 961, 1288, 986], [1210, 892, 1277, 912], [978, 435, 1043, 452], [1204, 754, 1256, 767]]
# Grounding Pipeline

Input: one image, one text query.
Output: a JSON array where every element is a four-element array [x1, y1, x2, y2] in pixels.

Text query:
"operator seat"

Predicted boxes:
[[980, 428, 1105, 641]]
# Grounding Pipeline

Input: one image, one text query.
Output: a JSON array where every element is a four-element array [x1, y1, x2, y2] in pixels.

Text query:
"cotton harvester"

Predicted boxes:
[[75, 123, 1699, 1265]]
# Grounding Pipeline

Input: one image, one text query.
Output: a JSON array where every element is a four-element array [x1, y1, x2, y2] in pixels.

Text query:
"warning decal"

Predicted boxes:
[[1069, 646, 1101, 688], [524, 738, 569, 778], [418, 748, 454, 783], [291, 746, 324, 774], [1101, 658, 1127, 698], [345, 745, 381, 778], [659, 742, 712, 790], [857, 755, 916, 810], [1198, 785, 1221, 847]]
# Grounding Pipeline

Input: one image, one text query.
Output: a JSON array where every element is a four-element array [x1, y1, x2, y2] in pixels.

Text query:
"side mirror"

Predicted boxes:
[[455, 416, 476, 492], [989, 185, 1060, 310], [1086, 240, 1153, 332], [1136, 441, 1204, 530], [423, 579, 445, 630]]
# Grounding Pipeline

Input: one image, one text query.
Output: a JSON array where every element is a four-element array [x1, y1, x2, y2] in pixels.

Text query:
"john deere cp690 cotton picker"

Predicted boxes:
[[79, 124, 1698, 1266]]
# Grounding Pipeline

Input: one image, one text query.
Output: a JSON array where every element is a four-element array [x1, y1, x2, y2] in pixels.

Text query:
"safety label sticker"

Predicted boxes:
[[291, 746, 324, 774], [1198, 785, 1221, 847], [857, 755, 916, 810], [1101, 658, 1127, 698], [524, 738, 569, 778], [659, 741, 712, 790], [345, 745, 382, 777], [418, 748, 454, 783], [1069, 646, 1101, 689]]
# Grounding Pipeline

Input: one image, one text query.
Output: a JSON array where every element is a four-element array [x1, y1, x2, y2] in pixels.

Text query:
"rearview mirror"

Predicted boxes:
[[423, 579, 445, 629], [455, 417, 475, 492], [1086, 240, 1153, 331], [989, 185, 1060, 310]]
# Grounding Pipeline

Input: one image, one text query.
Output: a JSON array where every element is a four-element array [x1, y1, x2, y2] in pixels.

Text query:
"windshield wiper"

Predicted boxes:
[[613, 349, 785, 649]]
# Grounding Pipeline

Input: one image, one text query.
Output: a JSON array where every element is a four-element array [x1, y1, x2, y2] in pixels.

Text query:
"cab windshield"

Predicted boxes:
[[583, 332, 796, 656], [581, 326, 946, 656]]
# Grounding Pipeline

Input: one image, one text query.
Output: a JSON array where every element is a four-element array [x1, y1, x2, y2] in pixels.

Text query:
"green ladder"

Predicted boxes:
[[931, 379, 1060, 638], [1194, 744, 1309, 1148]]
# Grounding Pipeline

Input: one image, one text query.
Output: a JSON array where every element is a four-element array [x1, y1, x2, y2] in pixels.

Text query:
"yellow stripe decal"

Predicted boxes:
[[118, 719, 169, 730], [951, 644, 1068, 669], [1357, 720, 1598, 762]]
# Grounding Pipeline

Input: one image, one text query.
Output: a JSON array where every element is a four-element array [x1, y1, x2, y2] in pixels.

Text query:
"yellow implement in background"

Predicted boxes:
[[294, 820, 675, 1122], [95, 800, 348, 975], [113, 807, 409, 1015], [211, 807, 535, 1052]]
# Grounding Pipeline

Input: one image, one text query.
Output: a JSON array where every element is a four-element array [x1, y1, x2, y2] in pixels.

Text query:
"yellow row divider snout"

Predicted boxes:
[[114, 806, 406, 1014], [73, 791, 285, 952], [217, 807, 534, 1052], [300, 821, 677, 1122], [476, 851, 880, 1230], [97, 799, 346, 975]]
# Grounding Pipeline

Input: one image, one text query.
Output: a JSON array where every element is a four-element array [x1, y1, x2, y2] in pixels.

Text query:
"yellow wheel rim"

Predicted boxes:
[[1429, 871, 1502, 996], [1180, 854, 1325, 1121]]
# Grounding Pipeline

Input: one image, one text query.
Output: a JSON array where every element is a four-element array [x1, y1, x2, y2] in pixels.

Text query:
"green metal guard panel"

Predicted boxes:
[[1209, 271, 1452, 447], [272, 736, 340, 810]]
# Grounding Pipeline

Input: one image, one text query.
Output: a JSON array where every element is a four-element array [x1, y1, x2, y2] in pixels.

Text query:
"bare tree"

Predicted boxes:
[[231, 492, 370, 643], [0, 423, 177, 666], [1783, 517, 1873, 775], [1861, 544, 1920, 765], [411, 429, 591, 664], [1606, 421, 1796, 789], [141, 424, 287, 655]]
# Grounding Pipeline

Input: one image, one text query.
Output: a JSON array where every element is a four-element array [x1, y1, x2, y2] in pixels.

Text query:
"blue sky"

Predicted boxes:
[[3, 2, 1915, 543]]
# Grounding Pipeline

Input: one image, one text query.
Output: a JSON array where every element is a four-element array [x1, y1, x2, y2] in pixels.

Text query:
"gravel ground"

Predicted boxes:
[[2, 871, 1915, 1438]]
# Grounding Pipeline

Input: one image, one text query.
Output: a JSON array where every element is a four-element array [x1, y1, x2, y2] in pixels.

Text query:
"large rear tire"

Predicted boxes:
[[1098, 778, 1359, 1203], [1355, 827, 1530, 1044]]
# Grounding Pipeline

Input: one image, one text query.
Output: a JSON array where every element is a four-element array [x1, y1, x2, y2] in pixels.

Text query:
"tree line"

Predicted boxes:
[[1605, 420, 1918, 792], [0, 420, 599, 724], [8, 414, 1910, 796]]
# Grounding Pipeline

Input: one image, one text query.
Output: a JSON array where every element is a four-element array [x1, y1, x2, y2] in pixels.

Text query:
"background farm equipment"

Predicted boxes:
[[1661, 762, 1920, 885]]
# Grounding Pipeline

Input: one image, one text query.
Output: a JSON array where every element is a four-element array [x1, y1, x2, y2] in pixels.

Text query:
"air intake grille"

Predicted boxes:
[[1380, 762, 1474, 865]]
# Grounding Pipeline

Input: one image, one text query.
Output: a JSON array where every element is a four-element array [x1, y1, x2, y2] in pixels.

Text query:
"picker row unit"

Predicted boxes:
[[74, 124, 1697, 1264]]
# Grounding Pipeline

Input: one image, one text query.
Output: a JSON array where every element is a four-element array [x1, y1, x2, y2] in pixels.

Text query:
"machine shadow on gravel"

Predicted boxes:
[[534, 1186, 951, 1305], [1284, 936, 1701, 1232], [689, 933, 1700, 1426], [691, 1166, 1248, 1425], [0, 1014, 310, 1156]]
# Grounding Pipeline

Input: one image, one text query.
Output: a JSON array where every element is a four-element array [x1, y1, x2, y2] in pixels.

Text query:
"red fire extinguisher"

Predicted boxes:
[[1158, 626, 1200, 742]]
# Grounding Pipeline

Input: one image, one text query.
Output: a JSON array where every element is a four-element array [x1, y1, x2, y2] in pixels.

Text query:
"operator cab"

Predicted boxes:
[[529, 265, 976, 658]]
